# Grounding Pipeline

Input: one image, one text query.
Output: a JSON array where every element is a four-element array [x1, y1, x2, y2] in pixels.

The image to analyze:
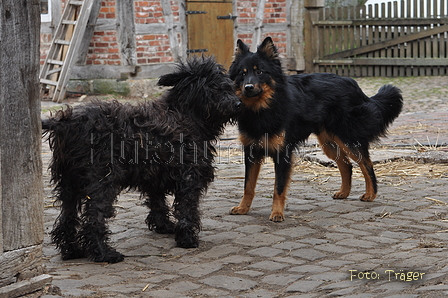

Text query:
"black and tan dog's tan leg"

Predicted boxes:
[[331, 134, 377, 202], [353, 151, 377, 202], [270, 153, 293, 222], [230, 153, 263, 215], [336, 141, 377, 202], [317, 132, 353, 199]]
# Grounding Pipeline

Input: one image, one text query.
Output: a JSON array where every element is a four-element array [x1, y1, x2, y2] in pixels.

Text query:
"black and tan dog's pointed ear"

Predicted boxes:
[[258, 37, 279, 60], [235, 39, 250, 56]]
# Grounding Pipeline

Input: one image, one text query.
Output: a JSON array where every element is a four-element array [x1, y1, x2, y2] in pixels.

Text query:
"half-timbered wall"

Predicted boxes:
[[40, 0, 304, 80]]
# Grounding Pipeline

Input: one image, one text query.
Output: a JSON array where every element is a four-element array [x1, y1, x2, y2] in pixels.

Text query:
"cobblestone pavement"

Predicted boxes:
[[38, 76, 448, 298]]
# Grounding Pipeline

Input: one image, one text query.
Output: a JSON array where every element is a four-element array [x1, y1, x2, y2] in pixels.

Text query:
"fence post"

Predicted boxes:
[[304, 0, 324, 73]]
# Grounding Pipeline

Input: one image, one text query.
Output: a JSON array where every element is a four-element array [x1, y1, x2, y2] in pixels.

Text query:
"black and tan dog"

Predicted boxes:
[[43, 57, 240, 263], [228, 37, 403, 222]]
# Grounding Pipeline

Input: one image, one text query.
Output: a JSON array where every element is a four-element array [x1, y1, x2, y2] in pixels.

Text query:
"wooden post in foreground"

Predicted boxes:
[[0, 0, 52, 296]]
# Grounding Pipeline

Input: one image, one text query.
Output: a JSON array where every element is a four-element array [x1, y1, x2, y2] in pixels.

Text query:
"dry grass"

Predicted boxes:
[[293, 159, 448, 185]]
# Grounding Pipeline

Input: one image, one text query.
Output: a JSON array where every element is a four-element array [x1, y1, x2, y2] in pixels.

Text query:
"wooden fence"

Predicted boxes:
[[304, 0, 448, 76]]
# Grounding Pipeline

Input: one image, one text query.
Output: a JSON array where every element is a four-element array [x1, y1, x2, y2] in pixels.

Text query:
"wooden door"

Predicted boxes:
[[186, 0, 234, 69]]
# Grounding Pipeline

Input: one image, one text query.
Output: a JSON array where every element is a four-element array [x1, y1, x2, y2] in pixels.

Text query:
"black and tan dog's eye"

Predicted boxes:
[[255, 69, 263, 75]]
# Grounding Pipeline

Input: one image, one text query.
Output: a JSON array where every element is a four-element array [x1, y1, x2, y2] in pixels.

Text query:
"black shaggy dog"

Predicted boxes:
[[228, 37, 403, 222], [42, 57, 240, 263]]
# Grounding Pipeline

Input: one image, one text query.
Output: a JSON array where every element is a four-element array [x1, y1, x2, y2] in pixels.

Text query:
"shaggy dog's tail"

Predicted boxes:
[[364, 84, 403, 140], [42, 106, 74, 134]]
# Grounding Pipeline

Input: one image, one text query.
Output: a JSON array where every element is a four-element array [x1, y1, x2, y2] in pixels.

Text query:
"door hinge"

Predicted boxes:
[[186, 11, 207, 15], [217, 14, 237, 20], [187, 49, 209, 54]]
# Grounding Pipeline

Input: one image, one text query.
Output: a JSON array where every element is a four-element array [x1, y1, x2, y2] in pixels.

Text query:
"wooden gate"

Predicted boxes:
[[186, 0, 234, 69], [305, 0, 448, 76]]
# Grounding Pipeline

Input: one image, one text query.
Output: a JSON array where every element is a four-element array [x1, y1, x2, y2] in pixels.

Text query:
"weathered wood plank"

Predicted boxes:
[[323, 24, 448, 60], [117, 0, 137, 65], [75, 0, 102, 65], [315, 58, 448, 66], [0, 274, 52, 298], [0, 245, 44, 287]]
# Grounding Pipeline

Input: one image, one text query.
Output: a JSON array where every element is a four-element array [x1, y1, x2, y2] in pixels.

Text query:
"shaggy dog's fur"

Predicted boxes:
[[43, 57, 240, 263], [228, 37, 403, 222]]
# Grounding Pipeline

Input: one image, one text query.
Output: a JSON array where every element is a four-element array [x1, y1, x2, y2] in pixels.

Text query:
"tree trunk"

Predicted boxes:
[[0, 0, 50, 295]]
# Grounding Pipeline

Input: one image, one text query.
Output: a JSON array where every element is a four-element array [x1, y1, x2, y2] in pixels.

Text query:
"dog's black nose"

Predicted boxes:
[[244, 84, 254, 91], [235, 101, 242, 109]]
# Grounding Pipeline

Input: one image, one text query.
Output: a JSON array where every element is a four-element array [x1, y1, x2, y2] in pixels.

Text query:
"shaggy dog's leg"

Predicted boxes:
[[173, 176, 203, 248], [144, 189, 175, 234], [78, 183, 124, 263], [51, 183, 85, 260]]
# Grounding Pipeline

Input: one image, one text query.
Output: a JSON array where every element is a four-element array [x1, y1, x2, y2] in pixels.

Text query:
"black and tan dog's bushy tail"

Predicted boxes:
[[365, 84, 403, 139]]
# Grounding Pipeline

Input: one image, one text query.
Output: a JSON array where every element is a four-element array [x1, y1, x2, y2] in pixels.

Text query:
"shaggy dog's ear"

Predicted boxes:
[[158, 72, 185, 87], [235, 39, 250, 57], [258, 37, 279, 61]]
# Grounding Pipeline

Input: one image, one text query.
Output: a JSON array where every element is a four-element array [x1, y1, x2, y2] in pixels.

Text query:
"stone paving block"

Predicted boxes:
[[335, 238, 378, 248], [260, 274, 303, 286], [272, 257, 307, 265], [233, 270, 264, 277], [234, 224, 269, 234], [324, 232, 356, 241], [310, 217, 356, 228], [247, 247, 284, 257], [290, 248, 328, 261], [177, 261, 223, 277], [232, 232, 286, 247], [151, 261, 189, 272], [201, 275, 257, 291], [288, 265, 330, 274], [273, 226, 316, 237], [144, 289, 191, 298], [194, 244, 240, 259], [314, 243, 356, 254], [167, 281, 201, 292], [285, 280, 324, 293], [200, 231, 246, 243], [248, 260, 290, 271], [237, 288, 278, 298]]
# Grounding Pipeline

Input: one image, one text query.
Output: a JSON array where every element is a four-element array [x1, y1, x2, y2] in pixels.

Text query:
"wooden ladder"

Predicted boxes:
[[40, 0, 95, 102]]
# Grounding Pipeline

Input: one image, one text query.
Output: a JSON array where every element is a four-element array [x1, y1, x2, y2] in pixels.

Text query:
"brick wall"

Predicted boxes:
[[235, 0, 288, 55], [136, 34, 174, 64]]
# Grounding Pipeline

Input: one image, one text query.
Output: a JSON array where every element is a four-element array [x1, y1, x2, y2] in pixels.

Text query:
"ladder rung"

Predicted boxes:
[[47, 59, 64, 66], [55, 39, 71, 46], [70, 1, 84, 5], [47, 68, 62, 75], [40, 79, 58, 86], [62, 20, 77, 25]]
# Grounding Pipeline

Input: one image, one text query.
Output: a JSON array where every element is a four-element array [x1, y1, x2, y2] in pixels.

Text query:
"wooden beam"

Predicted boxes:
[[314, 17, 448, 26], [324, 24, 448, 59], [75, 0, 102, 65], [315, 58, 448, 66], [0, 275, 52, 298], [252, 0, 266, 51], [117, 0, 137, 65]]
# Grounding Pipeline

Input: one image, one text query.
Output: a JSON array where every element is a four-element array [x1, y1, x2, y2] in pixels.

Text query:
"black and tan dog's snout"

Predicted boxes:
[[242, 82, 262, 97]]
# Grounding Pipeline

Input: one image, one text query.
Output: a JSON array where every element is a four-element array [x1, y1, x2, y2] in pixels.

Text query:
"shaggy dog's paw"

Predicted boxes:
[[92, 249, 125, 263]]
